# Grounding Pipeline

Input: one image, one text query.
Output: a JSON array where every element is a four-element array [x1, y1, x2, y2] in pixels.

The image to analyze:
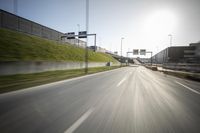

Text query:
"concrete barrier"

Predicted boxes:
[[163, 63, 200, 72], [145, 65, 158, 71], [156, 66, 200, 81], [0, 61, 120, 75]]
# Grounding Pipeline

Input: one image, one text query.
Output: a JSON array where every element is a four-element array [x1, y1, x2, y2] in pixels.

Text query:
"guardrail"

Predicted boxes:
[[144, 64, 200, 81]]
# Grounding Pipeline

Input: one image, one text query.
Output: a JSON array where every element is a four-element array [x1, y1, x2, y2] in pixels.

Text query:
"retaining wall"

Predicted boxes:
[[0, 61, 120, 75]]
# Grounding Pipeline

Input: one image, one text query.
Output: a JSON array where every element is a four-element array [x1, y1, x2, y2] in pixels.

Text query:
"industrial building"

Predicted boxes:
[[151, 43, 200, 64]]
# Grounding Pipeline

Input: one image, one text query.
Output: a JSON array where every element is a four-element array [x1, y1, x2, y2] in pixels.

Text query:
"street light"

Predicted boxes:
[[121, 37, 124, 66], [168, 34, 172, 47], [77, 24, 80, 32], [77, 24, 80, 46], [85, 0, 89, 73], [14, 0, 18, 15], [121, 37, 124, 57]]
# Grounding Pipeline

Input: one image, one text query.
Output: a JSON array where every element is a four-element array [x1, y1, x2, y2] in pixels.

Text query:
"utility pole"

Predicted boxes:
[[144, 51, 153, 66], [77, 24, 80, 46], [150, 52, 153, 65], [77, 24, 80, 32], [85, 0, 89, 73], [120, 37, 124, 66], [14, 0, 18, 15], [94, 34, 96, 52], [168, 34, 172, 47]]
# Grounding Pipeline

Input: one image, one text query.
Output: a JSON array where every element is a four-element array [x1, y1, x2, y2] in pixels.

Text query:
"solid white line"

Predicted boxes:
[[64, 108, 95, 133], [175, 81, 200, 95], [117, 77, 126, 87]]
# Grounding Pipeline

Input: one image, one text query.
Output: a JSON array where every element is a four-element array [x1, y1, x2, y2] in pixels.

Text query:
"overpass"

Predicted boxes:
[[106, 52, 134, 64]]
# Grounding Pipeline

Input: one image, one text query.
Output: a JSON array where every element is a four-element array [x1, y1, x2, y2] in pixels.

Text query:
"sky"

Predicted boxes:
[[0, 0, 200, 57]]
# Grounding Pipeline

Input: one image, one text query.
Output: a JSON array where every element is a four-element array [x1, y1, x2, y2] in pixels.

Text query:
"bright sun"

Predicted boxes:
[[142, 10, 177, 37]]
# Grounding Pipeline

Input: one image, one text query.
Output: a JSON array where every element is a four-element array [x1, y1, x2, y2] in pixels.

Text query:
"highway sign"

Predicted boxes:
[[66, 32, 75, 39], [133, 49, 139, 55], [140, 49, 146, 55], [78, 31, 87, 38]]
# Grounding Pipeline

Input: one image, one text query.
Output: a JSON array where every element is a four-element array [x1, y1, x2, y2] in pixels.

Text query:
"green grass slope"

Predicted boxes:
[[0, 28, 118, 63]]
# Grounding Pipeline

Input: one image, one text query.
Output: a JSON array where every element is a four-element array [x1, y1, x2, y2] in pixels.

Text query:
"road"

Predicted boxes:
[[0, 66, 200, 133]]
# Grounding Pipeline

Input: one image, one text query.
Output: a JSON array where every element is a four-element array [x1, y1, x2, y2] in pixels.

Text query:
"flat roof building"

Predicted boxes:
[[151, 43, 200, 64]]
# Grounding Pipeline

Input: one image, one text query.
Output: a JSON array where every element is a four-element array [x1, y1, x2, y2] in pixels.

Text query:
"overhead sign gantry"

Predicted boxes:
[[61, 31, 97, 74], [127, 49, 153, 65]]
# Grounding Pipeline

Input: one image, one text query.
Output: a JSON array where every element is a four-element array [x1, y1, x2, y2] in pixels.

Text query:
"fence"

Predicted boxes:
[[0, 9, 64, 41], [0, 61, 119, 75], [0, 9, 85, 45]]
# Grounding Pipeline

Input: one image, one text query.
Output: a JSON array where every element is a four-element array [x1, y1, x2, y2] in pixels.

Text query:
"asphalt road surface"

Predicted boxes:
[[0, 66, 200, 133]]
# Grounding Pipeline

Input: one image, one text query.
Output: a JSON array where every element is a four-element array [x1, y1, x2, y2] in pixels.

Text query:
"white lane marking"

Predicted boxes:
[[117, 77, 126, 87], [175, 81, 200, 95], [64, 108, 95, 133]]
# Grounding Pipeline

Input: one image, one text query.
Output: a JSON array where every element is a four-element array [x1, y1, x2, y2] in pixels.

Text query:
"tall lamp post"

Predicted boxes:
[[168, 34, 172, 47], [77, 24, 80, 32], [85, 0, 89, 73], [121, 37, 124, 66], [167, 34, 172, 65], [77, 24, 80, 46], [14, 0, 18, 15]]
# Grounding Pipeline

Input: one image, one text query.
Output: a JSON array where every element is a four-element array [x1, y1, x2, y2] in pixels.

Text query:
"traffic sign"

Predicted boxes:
[[78, 31, 87, 38], [133, 49, 139, 55], [140, 49, 146, 55], [66, 32, 75, 39]]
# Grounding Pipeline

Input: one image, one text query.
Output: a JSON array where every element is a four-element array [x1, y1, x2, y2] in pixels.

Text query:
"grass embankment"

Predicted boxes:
[[0, 28, 118, 63], [0, 66, 120, 94]]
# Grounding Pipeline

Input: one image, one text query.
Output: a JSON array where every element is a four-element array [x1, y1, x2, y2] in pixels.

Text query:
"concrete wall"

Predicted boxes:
[[0, 61, 119, 76], [152, 46, 199, 64]]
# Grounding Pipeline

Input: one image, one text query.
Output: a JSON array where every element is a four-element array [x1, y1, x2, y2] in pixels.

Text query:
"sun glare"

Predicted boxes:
[[142, 10, 177, 37]]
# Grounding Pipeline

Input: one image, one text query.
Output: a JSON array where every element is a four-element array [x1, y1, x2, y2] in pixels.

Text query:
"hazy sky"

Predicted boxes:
[[0, 0, 200, 57]]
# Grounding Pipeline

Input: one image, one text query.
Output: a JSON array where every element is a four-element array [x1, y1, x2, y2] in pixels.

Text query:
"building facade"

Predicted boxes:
[[151, 44, 200, 64]]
